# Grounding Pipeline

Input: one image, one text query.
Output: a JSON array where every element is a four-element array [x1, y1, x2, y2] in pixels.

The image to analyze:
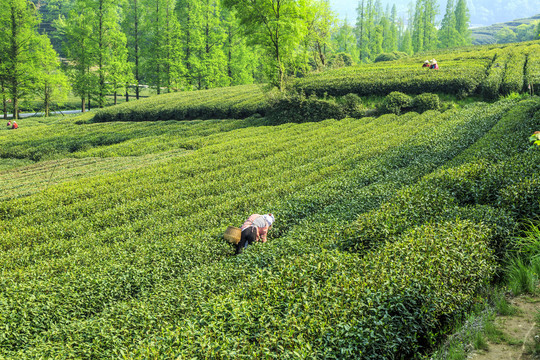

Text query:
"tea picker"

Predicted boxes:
[[224, 213, 275, 255]]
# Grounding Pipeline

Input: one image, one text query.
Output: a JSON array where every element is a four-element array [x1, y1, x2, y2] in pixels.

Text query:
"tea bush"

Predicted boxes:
[[267, 93, 345, 124], [500, 49, 527, 95], [91, 84, 270, 123], [412, 93, 440, 113], [380, 91, 413, 114], [0, 45, 539, 358]]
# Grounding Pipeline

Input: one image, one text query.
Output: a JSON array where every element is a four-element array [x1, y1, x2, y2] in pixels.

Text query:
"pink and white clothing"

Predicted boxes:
[[241, 213, 274, 242]]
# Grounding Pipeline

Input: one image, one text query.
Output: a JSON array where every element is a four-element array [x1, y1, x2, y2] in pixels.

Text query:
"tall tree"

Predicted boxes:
[[306, 0, 336, 70], [454, 0, 471, 45], [411, 0, 423, 53], [0, 0, 9, 118], [223, 0, 313, 91], [122, 0, 143, 99], [56, 9, 96, 112], [422, 0, 438, 50], [438, 0, 460, 48], [177, 0, 203, 89], [3, 0, 43, 119], [334, 18, 358, 61], [33, 34, 70, 116], [199, 0, 227, 89], [221, 8, 258, 85]]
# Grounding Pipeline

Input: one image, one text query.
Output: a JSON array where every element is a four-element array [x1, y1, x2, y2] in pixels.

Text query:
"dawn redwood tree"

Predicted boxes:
[[438, 0, 461, 48], [454, 0, 471, 45], [223, 0, 313, 91], [33, 34, 70, 116], [0, 0, 9, 119], [422, 0, 438, 51], [55, 10, 96, 112], [411, 0, 423, 53], [122, 0, 143, 99], [221, 8, 258, 85], [3, 0, 43, 119], [199, 0, 228, 89], [355, 0, 373, 62], [177, 0, 203, 89], [333, 18, 359, 63]]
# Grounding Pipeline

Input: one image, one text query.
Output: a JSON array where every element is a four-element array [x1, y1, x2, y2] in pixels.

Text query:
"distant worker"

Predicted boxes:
[[236, 213, 275, 255], [12, 121, 18, 129], [7, 121, 11, 127], [430, 59, 439, 70], [422, 60, 430, 68]]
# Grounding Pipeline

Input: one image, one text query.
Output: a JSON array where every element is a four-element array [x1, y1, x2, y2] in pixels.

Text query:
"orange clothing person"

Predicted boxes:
[[12, 121, 18, 129]]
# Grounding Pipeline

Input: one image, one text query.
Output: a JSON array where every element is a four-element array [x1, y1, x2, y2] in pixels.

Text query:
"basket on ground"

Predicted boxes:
[[224, 226, 241, 244]]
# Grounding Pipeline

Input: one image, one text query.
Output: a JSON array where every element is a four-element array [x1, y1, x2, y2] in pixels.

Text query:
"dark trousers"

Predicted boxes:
[[235, 227, 257, 254]]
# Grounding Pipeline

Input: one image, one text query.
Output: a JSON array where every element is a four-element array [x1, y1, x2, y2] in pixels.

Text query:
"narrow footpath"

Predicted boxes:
[[470, 295, 540, 360]]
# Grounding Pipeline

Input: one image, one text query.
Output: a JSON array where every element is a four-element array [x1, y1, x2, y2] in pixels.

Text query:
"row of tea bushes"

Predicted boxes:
[[481, 48, 512, 99], [294, 60, 488, 98], [340, 98, 540, 259], [526, 44, 540, 91], [1, 110, 463, 357], [91, 84, 270, 123], [1, 98, 538, 358], [133, 220, 494, 359]]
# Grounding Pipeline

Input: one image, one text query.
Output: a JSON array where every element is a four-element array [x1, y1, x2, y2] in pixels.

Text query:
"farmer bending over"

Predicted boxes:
[[236, 213, 275, 255]]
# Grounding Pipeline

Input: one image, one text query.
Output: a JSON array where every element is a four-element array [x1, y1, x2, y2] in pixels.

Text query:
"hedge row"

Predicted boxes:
[[481, 49, 511, 100], [500, 49, 527, 95], [525, 44, 540, 91], [340, 98, 540, 260], [134, 220, 494, 359], [91, 84, 270, 123], [294, 61, 488, 98]]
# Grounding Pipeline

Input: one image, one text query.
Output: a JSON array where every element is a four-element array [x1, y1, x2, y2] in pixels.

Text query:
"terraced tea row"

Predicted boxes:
[[2, 98, 536, 358]]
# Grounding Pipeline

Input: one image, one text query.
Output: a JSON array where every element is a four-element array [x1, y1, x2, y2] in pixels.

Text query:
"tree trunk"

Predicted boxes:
[[81, 97, 86, 113], [44, 83, 50, 117], [98, 0, 105, 108], [135, 0, 140, 100], [1, 81, 6, 119]]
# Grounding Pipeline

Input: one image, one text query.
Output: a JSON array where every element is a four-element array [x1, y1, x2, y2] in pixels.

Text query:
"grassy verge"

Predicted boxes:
[[430, 219, 540, 359]]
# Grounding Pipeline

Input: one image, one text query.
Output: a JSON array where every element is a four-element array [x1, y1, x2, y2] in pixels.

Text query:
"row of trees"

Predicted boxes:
[[1, 0, 476, 118], [330, 0, 473, 64]]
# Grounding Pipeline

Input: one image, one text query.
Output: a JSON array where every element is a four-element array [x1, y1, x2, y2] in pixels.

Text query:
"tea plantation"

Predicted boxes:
[[1, 41, 540, 359]]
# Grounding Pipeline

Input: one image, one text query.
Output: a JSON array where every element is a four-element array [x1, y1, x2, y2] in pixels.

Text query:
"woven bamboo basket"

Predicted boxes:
[[224, 226, 242, 244]]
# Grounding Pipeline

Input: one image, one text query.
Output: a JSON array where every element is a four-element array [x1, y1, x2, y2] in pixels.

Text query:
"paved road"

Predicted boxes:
[[4, 109, 91, 119]]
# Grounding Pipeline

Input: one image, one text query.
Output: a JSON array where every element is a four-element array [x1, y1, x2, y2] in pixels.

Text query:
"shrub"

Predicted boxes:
[[380, 91, 412, 115], [374, 52, 398, 62], [412, 93, 441, 113], [328, 52, 354, 68], [340, 93, 363, 116], [374, 51, 409, 63], [267, 93, 345, 124]]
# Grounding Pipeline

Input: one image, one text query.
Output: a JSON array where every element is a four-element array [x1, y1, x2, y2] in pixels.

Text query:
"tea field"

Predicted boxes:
[[1, 42, 540, 359], [91, 41, 540, 125]]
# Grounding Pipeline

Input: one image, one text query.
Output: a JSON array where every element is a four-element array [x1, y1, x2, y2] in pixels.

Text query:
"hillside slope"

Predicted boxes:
[[1, 95, 540, 358]]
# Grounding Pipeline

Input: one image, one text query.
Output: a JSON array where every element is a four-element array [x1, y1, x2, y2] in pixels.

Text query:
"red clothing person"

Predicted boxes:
[[12, 121, 18, 129]]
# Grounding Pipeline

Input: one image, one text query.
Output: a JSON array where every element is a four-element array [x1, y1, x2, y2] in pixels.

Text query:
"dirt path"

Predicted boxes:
[[470, 296, 540, 360]]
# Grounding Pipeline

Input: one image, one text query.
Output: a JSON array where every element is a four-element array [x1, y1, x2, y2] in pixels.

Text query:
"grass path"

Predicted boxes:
[[471, 295, 540, 360]]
